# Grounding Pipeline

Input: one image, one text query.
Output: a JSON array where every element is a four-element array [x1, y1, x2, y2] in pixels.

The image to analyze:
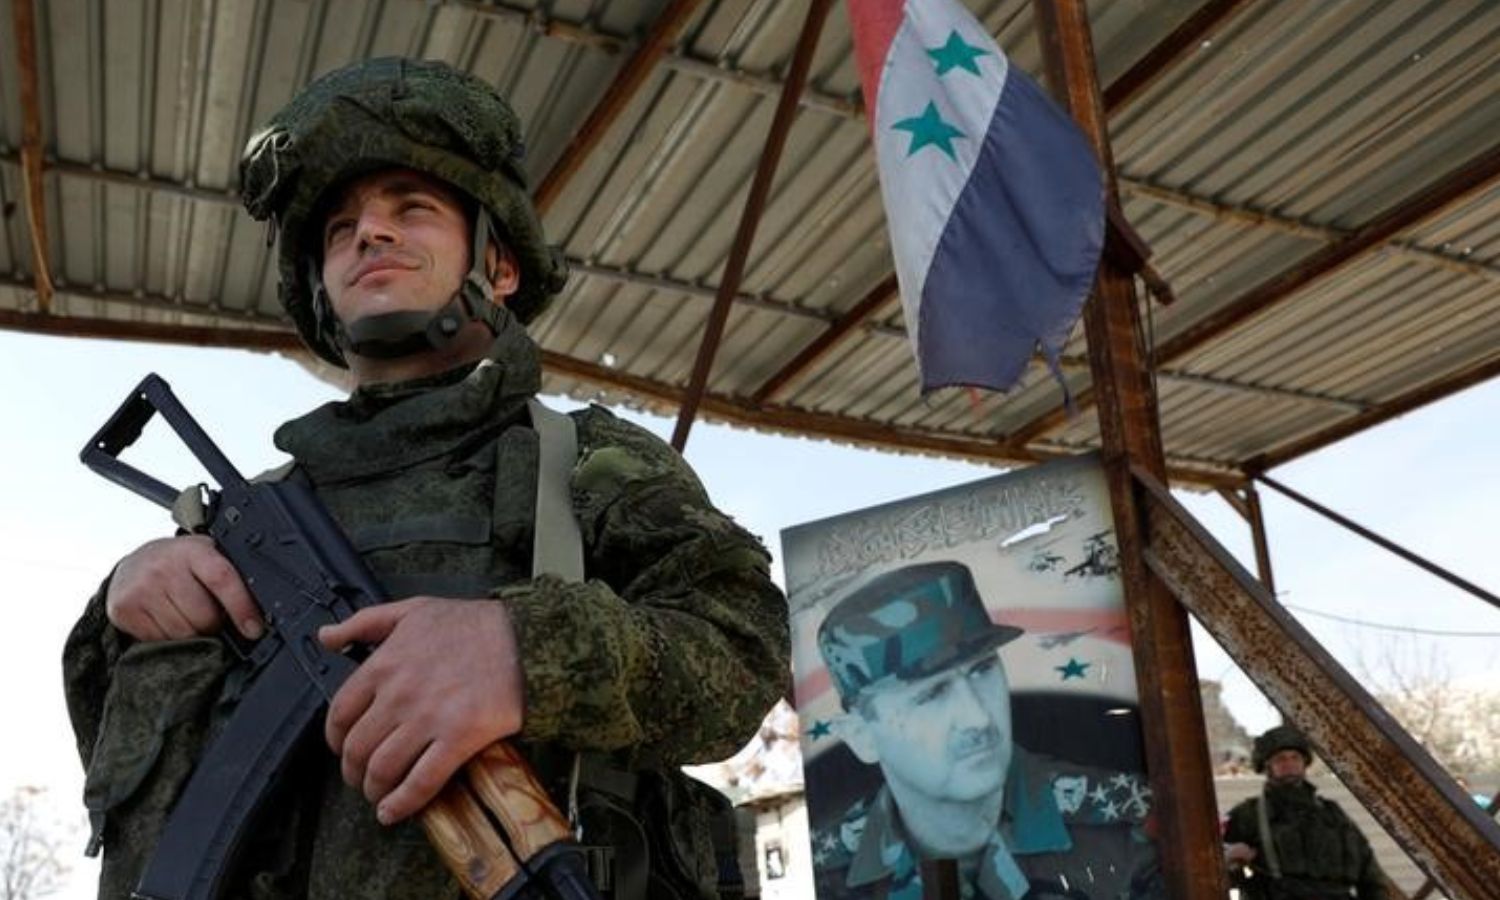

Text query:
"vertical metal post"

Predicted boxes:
[[1244, 482, 1277, 596], [1030, 3, 1227, 898]]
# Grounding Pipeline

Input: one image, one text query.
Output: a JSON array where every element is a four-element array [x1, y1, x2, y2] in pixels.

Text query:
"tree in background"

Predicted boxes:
[[0, 786, 69, 900], [1361, 640, 1500, 782]]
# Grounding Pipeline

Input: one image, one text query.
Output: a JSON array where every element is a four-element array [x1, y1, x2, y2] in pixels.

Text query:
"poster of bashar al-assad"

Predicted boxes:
[[781, 454, 1162, 900]]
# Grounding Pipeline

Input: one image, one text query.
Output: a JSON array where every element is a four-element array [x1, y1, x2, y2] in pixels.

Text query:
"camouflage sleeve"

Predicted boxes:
[[498, 406, 789, 765], [1221, 799, 1257, 847], [61, 580, 129, 768]]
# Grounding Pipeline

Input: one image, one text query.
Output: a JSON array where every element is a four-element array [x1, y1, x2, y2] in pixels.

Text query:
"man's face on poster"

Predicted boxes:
[[844, 649, 1014, 804]]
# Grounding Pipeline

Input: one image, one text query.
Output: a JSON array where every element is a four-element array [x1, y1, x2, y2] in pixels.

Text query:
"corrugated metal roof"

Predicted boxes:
[[2, 0, 1498, 487]]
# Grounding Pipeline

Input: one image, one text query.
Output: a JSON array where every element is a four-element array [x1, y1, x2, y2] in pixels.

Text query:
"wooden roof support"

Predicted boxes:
[[1101, 0, 1257, 112], [1033, 5, 1227, 899], [670, 0, 835, 451], [750, 273, 897, 405], [1005, 141, 1500, 450], [11, 0, 53, 314], [532, 0, 705, 215]]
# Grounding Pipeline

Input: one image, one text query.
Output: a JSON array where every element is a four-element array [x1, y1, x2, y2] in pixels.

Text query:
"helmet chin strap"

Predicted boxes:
[[311, 212, 509, 362]]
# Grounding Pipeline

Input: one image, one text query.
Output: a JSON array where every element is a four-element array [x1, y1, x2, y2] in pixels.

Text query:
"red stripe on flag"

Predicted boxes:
[[846, 0, 906, 122]]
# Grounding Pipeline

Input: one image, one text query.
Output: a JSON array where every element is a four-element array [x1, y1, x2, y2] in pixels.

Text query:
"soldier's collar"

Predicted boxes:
[[275, 317, 541, 483]]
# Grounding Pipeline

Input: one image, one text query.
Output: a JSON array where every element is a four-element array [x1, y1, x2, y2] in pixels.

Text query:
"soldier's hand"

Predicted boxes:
[[105, 535, 264, 642], [318, 597, 524, 825], [1224, 842, 1257, 865]]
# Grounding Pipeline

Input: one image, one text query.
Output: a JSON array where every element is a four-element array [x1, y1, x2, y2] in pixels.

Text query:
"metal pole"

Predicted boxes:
[[669, 0, 836, 451], [1030, 4, 1227, 898], [1244, 482, 1277, 596], [1255, 473, 1500, 612]]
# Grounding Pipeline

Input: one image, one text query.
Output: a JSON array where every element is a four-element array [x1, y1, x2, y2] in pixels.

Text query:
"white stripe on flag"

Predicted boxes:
[[871, 0, 1009, 351]]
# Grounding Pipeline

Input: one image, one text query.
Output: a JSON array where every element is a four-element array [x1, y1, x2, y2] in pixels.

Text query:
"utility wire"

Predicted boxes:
[[1283, 603, 1500, 638]]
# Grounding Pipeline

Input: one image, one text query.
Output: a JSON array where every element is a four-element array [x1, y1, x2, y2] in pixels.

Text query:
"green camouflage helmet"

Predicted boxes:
[[817, 561, 1022, 708], [239, 57, 568, 366], [1252, 724, 1314, 773]]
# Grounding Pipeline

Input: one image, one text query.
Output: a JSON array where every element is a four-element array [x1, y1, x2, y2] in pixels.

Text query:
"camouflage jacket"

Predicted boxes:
[[1223, 781, 1387, 900], [62, 317, 789, 899], [812, 748, 1161, 900]]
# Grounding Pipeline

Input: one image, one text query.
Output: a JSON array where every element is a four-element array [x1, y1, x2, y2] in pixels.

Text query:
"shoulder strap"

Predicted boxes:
[[526, 398, 585, 582], [1256, 787, 1283, 879]]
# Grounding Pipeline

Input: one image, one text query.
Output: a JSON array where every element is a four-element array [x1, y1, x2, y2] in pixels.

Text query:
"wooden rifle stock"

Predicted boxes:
[[421, 744, 574, 899]]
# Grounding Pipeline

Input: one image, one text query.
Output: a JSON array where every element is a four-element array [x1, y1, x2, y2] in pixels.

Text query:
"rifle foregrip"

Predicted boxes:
[[420, 743, 579, 900]]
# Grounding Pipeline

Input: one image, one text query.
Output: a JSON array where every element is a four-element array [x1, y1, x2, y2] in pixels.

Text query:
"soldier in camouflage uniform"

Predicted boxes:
[[811, 561, 1160, 900], [1223, 726, 1387, 900], [62, 57, 788, 900]]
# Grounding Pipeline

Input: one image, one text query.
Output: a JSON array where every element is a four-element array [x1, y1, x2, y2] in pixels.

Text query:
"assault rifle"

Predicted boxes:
[[81, 374, 600, 900]]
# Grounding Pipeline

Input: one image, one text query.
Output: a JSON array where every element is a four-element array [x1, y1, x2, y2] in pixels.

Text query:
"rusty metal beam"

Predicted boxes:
[[0, 155, 1405, 417], [750, 273, 897, 405], [0, 280, 1254, 487], [1102, 0, 1256, 111], [1006, 142, 1500, 449], [1256, 473, 1500, 612], [544, 349, 1244, 488], [1244, 481, 1276, 595], [0, 308, 302, 352], [670, 0, 834, 451], [548, 347, 1044, 467], [1031, 6, 1226, 900], [11, 0, 53, 314], [1135, 467, 1500, 899], [1248, 351, 1500, 472], [1151, 143, 1500, 365], [442, 0, 628, 52], [532, 0, 705, 215], [1120, 177, 1500, 284]]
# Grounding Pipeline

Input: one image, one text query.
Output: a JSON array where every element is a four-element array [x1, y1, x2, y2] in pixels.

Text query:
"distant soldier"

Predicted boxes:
[[1223, 725, 1388, 900], [811, 561, 1160, 900]]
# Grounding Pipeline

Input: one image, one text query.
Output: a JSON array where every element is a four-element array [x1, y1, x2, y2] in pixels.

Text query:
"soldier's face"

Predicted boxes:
[[856, 651, 1013, 804], [319, 168, 517, 327], [1266, 749, 1307, 784]]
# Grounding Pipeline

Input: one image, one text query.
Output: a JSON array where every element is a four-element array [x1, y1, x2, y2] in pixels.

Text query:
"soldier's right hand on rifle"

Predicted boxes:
[[106, 535, 265, 642]]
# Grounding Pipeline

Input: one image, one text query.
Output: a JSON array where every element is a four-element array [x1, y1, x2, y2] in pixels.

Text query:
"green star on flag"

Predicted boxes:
[[893, 102, 965, 159], [809, 720, 832, 739], [1056, 657, 1090, 680], [927, 30, 990, 76]]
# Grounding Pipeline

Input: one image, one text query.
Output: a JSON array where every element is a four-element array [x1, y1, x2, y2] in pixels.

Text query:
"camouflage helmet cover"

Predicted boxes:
[[817, 561, 1023, 708], [1252, 724, 1314, 773], [239, 57, 568, 365]]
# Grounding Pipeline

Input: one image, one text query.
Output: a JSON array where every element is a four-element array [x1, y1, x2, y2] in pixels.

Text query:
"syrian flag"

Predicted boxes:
[[848, 0, 1105, 394]]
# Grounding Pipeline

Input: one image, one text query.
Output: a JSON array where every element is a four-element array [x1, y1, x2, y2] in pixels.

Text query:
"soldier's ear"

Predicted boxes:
[[486, 242, 520, 303], [832, 711, 879, 765]]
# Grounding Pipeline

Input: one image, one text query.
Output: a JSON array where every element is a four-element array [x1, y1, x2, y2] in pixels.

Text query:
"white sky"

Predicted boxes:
[[2, 328, 1496, 898]]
